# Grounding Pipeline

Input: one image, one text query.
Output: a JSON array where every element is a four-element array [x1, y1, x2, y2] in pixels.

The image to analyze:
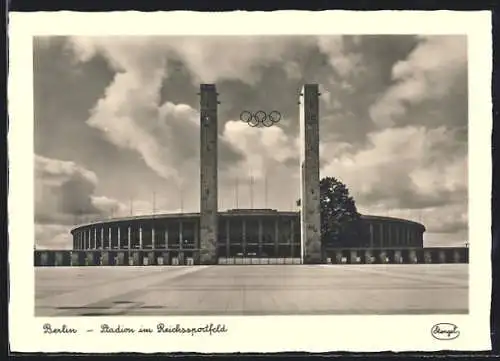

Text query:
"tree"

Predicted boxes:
[[319, 176, 367, 248], [297, 177, 367, 248]]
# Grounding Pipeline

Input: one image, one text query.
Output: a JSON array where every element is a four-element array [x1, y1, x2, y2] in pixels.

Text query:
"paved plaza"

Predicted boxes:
[[35, 264, 468, 316]]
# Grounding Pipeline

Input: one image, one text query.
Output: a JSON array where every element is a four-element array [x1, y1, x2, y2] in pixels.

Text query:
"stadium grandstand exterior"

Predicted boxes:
[[34, 208, 469, 266]]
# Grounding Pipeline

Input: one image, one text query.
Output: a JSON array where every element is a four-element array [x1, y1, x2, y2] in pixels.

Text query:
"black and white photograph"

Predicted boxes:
[[8, 11, 492, 353]]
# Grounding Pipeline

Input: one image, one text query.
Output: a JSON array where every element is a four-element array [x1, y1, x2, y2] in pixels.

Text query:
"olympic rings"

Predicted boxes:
[[239, 110, 282, 127]]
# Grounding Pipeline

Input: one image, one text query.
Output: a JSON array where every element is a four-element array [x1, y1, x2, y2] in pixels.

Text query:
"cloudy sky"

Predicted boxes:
[[33, 35, 468, 249]]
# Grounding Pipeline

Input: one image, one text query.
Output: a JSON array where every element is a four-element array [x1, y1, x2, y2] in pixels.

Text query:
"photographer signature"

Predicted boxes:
[[431, 323, 460, 340]]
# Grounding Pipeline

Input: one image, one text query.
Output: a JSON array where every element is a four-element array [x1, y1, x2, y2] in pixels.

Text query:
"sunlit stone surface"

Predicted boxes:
[[35, 264, 468, 316]]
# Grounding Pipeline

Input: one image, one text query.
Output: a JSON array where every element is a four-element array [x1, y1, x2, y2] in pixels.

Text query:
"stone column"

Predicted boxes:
[[258, 219, 263, 257], [335, 251, 342, 264], [274, 218, 279, 257], [409, 249, 418, 263], [88, 229, 91, 249], [369, 223, 374, 248], [117, 227, 121, 250], [299, 84, 322, 263], [364, 249, 373, 264], [379, 224, 383, 248], [94, 228, 97, 249], [242, 219, 247, 256], [100, 228, 104, 249], [424, 250, 432, 263], [179, 220, 183, 250], [226, 219, 230, 258], [394, 250, 402, 263], [152, 225, 156, 249], [127, 226, 131, 250], [164, 226, 169, 249], [439, 250, 446, 263], [388, 225, 392, 247], [350, 250, 358, 264], [199, 83, 219, 264], [139, 227, 143, 249], [290, 218, 295, 257], [108, 227, 112, 249], [178, 220, 184, 265], [194, 222, 199, 249]]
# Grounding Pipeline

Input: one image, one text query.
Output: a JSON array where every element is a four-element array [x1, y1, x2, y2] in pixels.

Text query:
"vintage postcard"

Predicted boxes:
[[8, 11, 492, 353]]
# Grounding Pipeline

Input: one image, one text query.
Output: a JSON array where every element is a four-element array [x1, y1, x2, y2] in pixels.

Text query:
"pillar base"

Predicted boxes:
[[303, 255, 324, 264]]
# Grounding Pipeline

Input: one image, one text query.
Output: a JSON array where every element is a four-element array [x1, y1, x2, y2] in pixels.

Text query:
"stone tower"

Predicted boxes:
[[299, 84, 322, 263], [199, 84, 219, 264]]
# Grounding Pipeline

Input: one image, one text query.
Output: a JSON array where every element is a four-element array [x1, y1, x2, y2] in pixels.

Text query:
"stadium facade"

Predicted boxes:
[[31, 208, 468, 266], [69, 209, 425, 257]]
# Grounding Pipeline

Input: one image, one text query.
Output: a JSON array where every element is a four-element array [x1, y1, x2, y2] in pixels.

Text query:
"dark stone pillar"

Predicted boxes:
[[199, 84, 219, 264], [300, 84, 322, 264]]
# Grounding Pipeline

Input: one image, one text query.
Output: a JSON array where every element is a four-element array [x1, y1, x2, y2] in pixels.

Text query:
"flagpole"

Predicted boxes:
[[152, 191, 156, 217], [250, 173, 254, 209], [180, 185, 184, 212], [235, 176, 239, 209], [264, 170, 268, 209]]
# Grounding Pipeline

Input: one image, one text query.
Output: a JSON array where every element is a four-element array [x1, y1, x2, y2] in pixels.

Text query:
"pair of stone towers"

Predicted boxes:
[[198, 84, 321, 265]]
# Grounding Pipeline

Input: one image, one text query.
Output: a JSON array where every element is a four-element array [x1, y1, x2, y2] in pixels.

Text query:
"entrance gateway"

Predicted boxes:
[[198, 84, 322, 265]]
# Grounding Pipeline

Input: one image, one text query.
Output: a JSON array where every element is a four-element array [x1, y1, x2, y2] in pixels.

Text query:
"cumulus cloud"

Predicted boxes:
[[422, 203, 468, 234], [35, 155, 126, 225], [369, 35, 467, 128], [316, 36, 364, 79], [66, 36, 310, 184], [35, 224, 72, 250], [33, 35, 470, 247], [68, 36, 312, 84], [222, 120, 299, 179], [91, 196, 129, 218], [321, 126, 467, 212]]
